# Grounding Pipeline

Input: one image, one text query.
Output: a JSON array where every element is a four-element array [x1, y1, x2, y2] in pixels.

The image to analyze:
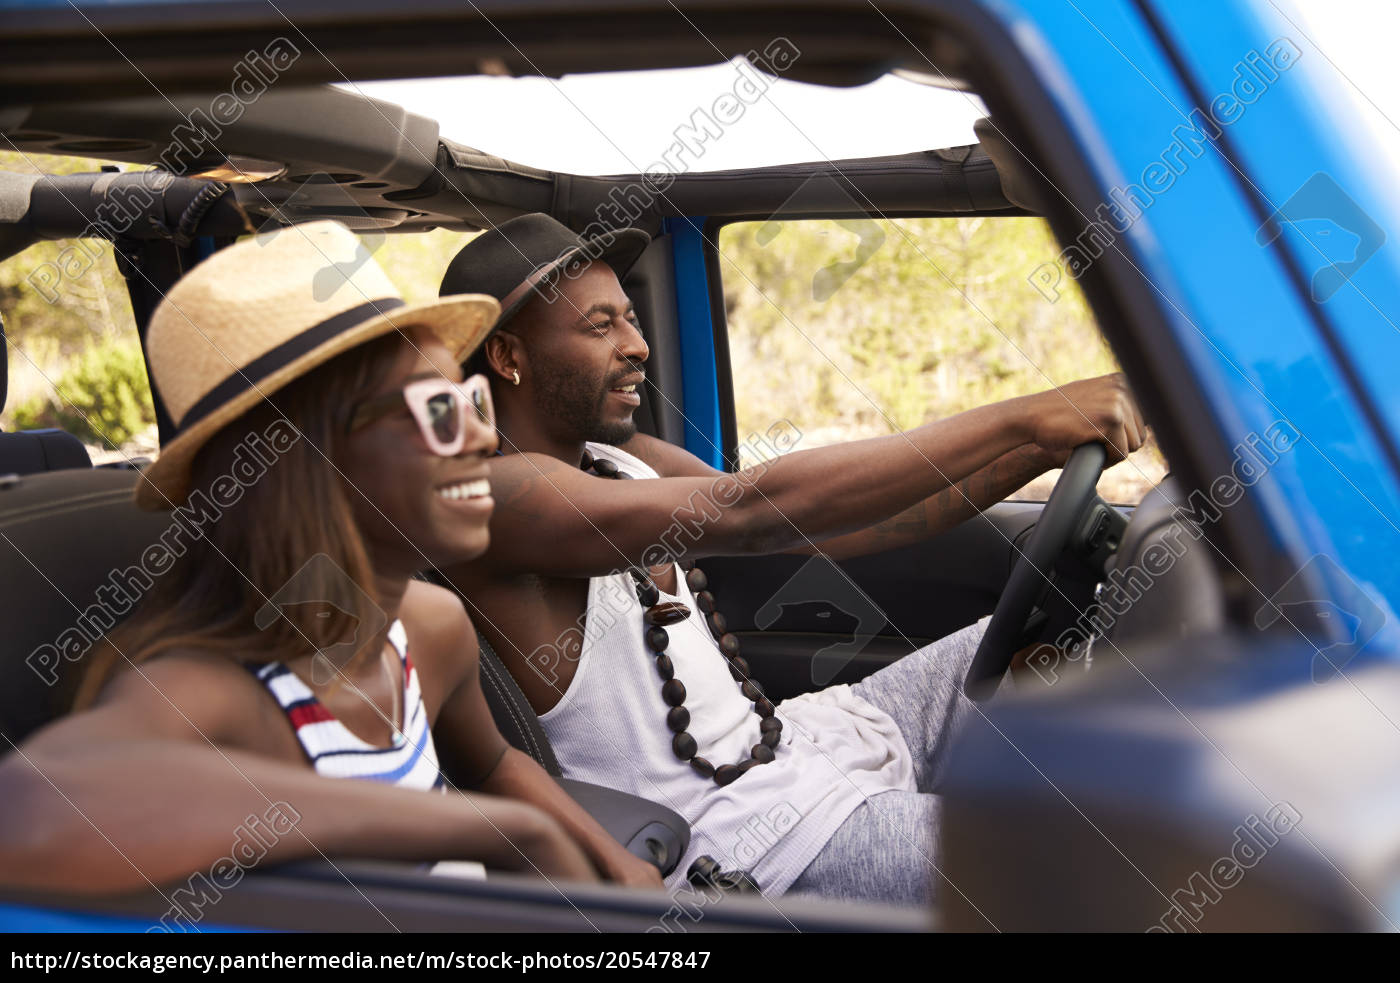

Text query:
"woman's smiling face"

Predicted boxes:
[[340, 327, 498, 575]]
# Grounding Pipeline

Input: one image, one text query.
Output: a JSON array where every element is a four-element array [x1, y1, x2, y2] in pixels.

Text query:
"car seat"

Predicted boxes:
[[0, 467, 689, 873]]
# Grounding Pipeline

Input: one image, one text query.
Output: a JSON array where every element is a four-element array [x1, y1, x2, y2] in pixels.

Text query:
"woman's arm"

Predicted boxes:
[[413, 585, 662, 889], [0, 655, 596, 895], [473, 749, 664, 889]]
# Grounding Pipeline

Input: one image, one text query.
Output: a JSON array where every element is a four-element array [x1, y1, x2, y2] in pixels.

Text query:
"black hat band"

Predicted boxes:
[[177, 297, 405, 432]]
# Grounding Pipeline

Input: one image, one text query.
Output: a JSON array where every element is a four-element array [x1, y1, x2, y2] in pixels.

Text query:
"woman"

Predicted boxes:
[[0, 222, 662, 894]]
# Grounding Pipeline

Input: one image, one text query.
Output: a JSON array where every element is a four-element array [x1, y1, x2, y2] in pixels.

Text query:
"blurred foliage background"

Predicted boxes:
[[720, 216, 1163, 501], [0, 152, 1159, 497]]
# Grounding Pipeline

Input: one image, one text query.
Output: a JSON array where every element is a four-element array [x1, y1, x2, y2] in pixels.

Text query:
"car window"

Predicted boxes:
[[717, 215, 1165, 504], [0, 151, 154, 466]]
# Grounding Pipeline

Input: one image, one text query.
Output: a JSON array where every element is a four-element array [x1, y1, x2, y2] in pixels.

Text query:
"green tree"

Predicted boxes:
[[8, 336, 155, 448]]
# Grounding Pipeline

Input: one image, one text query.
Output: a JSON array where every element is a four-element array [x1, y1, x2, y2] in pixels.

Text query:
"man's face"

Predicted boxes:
[[518, 262, 649, 445]]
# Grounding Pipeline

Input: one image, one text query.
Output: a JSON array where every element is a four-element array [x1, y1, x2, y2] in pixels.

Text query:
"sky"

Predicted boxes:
[[340, 66, 988, 175], [339, 1, 1400, 180]]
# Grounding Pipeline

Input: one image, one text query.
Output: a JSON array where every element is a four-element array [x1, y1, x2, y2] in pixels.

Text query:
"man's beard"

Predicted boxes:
[[585, 416, 637, 446], [534, 361, 638, 446]]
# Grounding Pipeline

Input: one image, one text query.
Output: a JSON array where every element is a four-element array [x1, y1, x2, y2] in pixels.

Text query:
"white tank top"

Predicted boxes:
[[537, 442, 916, 895]]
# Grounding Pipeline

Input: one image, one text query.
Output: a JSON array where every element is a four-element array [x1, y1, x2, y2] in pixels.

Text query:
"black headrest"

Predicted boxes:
[[0, 430, 92, 475], [0, 468, 167, 742]]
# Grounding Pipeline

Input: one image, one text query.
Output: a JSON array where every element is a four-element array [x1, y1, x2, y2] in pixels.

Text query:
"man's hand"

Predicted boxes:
[[1026, 373, 1145, 465]]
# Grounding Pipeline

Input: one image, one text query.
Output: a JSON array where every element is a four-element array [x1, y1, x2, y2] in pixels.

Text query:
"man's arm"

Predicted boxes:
[[625, 435, 1056, 560], [426, 597, 664, 889], [793, 443, 1056, 559], [475, 374, 1143, 578], [0, 657, 596, 894]]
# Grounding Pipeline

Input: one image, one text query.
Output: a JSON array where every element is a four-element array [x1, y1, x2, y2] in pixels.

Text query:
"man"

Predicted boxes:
[[438, 213, 1145, 904]]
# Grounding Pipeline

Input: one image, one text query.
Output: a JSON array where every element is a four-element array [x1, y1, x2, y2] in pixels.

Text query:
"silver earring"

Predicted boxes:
[[511, 370, 521, 386]]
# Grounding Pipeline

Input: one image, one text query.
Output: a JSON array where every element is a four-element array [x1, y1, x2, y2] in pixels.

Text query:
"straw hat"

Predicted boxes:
[[136, 220, 499, 510]]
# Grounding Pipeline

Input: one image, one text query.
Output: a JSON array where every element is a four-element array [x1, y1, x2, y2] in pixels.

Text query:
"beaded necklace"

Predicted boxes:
[[581, 448, 782, 787]]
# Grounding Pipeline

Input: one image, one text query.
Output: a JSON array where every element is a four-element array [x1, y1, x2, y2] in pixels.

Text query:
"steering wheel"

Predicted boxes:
[[963, 442, 1107, 701]]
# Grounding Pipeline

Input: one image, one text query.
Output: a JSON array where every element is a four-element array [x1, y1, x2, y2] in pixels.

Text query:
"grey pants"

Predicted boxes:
[[785, 616, 988, 906]]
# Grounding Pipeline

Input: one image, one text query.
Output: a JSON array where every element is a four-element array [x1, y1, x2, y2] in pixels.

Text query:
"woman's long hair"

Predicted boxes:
[[72, 331, 408, 709]]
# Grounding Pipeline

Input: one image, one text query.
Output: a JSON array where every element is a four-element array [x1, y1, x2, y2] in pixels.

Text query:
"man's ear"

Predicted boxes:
[[483, 331, 522, 385]]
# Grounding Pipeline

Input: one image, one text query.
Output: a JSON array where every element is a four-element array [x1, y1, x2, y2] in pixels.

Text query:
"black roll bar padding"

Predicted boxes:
[[112, 235, 212, 444], [23, 170, 252, 244]]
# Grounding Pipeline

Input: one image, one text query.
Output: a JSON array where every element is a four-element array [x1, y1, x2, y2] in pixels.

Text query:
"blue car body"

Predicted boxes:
[[3, 0, 1397, 931], [997, 0, 1400, 642]]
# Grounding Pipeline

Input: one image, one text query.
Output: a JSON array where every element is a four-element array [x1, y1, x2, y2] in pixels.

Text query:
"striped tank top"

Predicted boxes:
[[248, 620, 445, 791]]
